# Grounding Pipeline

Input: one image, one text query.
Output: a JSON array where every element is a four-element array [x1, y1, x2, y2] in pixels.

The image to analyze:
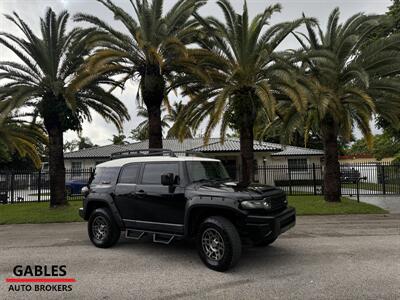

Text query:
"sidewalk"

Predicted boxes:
[[349, 195, 400, 213]]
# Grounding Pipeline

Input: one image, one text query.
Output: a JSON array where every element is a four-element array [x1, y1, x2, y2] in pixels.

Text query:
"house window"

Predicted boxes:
[[288, 158, 308, 172], [71, 161, 82, 176]]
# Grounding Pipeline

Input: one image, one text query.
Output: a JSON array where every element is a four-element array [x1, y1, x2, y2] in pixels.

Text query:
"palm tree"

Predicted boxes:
[[74, 0, 206, 149], [0, 9, 129, 207], [176, 0, 308, 185], [64, 135, 95, 152], [284, 8, 400, 201], [166, 101, 194, 139], [129, 106, 171, 141], [109, 133, 128, 145], [0, 115, 47, 168]]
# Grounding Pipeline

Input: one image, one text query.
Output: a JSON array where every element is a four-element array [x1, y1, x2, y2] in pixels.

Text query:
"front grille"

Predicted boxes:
[[269, 193, 287, 211]]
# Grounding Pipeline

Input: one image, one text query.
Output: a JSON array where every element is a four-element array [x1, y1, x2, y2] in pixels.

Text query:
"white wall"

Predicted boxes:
[[258, 156, 323, 185], [64, 159, 102, 170]]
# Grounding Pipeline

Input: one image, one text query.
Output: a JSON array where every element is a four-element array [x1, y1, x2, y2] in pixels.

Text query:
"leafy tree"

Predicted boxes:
[[0, 115, 47, 168], [110, 133, 128, 145], [373, 0, 400, 137], [348, 133, 400, 160], [285, 8, 400, 201], [63, 141, 78, 153], [0, 9, 129, 207], [64, 135, 96, 152], [74, 0, 206, 149], [176, 0, 308, 185]]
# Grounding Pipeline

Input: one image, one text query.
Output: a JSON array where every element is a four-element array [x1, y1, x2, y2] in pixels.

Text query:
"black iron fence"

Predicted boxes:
[[0, 162, 399, 204], [0, 168, 93, 204], [256, 162, 400, 196]]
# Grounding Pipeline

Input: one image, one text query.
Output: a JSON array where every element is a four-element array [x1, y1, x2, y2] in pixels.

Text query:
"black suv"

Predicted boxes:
[[79, 150, 296, 271]]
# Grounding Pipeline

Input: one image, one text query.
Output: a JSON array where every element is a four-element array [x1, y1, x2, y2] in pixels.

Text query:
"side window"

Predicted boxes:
[[91, 167, 120, 184], [118, 164, 140, 184], [141, 163, 179, 184]]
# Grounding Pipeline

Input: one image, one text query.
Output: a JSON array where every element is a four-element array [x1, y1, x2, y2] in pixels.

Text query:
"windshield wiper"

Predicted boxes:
[[192, 177, 231, 183], [192, 178, 212, 183]]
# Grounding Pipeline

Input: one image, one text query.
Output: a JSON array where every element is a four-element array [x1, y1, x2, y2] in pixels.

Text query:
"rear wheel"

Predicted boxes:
[[88, 208, 120, 248], [196, 216, 241, 272]]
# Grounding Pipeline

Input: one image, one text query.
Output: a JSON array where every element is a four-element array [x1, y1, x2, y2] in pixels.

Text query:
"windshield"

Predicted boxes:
[[186, 161, 231, 182]]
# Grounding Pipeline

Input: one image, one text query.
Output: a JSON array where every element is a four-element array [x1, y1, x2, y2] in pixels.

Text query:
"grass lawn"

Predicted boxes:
[[0, 200, 82, 225], [0, 195, 387, 225], [288, 195, 387, 215]]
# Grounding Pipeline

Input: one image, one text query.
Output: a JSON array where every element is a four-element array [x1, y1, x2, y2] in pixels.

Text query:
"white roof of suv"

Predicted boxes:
[[97, 156, 220, 168]]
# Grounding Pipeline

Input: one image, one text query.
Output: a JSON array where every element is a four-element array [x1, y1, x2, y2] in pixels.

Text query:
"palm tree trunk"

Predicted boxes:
[[47, 125, 67, 207], [322, 121, 341, 202], [147, 105, 163, 149], [141, 69, 165, 150], [239, 117, 255, 186]]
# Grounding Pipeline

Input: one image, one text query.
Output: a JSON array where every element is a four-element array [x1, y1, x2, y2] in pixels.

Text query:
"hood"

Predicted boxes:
[[189, 181, 283, 200]]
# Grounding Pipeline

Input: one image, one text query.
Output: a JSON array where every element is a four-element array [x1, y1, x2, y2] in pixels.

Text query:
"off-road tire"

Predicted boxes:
[[196, 216, 241, 272], [88, 208, 120, 248]]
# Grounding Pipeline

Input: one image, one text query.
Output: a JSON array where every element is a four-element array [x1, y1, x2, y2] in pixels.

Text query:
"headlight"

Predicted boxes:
[[241, 199, 271, 210]]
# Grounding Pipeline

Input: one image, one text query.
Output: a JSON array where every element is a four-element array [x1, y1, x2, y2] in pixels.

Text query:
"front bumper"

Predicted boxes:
[[79, 207, 84, 219], [243, 207, 296, 243]]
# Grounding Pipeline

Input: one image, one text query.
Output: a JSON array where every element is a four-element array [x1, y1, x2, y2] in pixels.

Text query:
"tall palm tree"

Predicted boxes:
[[284, 8, 400, 201], [176, 0, 308, 185], [0, 115, 47, 168], [0, 9, 129, 207], [74, 0, 206, 149]]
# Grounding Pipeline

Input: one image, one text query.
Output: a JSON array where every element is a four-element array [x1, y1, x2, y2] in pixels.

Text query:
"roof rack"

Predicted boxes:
[[173, 151, 206, 157], [110, 149, 177, 159], [110, 149, 207, 160]]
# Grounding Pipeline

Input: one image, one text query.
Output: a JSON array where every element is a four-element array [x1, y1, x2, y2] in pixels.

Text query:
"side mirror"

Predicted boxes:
[[81, 186, 89, 197], [161, 173, 174, 186]]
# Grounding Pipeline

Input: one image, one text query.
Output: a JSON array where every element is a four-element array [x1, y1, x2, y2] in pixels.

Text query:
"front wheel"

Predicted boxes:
[[88, 208, 120, 248], [196, 216, 241, 272]]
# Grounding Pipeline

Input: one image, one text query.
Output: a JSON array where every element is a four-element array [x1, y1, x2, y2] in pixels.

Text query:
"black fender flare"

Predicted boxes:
[[85, 198, 124, 228]]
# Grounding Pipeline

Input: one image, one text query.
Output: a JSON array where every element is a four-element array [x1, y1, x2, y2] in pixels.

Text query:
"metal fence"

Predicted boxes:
[[0, 162, 399, 204], [0, 168, 93, 204], [257, 162, 400, 196]]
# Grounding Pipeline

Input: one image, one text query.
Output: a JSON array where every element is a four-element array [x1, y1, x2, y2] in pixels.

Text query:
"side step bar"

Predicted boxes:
[[125, 229, 182, 245]]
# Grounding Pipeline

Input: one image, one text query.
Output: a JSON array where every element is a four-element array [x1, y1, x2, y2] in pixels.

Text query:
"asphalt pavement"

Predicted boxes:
[[0, 214, 399, 300]]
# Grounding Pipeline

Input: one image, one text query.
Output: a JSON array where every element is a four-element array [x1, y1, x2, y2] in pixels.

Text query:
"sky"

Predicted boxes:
[[0, 0, 393, 146]]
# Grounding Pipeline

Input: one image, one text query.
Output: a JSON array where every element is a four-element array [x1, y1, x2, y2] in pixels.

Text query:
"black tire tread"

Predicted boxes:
[[88, 207, 120, 248], [197, 216, 241, 271]]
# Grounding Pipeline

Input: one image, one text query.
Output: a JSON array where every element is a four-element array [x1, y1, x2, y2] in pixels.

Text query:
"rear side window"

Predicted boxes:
[[141, 163, 179, 184], [118, 164, 140, 184], [91, 167, 120, 184]]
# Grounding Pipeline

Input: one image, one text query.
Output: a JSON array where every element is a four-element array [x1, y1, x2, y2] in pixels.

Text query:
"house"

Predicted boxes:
[[339, 154, 396, 164], [64, 138, 324, 183]]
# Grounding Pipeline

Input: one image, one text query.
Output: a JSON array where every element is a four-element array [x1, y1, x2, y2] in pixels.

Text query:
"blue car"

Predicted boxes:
[[65, 180, 88, 196]]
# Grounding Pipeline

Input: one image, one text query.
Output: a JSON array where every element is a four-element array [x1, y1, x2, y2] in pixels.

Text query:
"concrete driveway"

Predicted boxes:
[[349, 195, 400, 213], [0, 214, 399, 300]]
